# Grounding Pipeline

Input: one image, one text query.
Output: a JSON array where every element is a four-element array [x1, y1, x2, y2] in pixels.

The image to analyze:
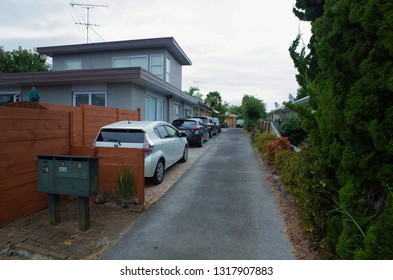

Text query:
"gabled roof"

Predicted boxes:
[[37, 37, 192, 65]]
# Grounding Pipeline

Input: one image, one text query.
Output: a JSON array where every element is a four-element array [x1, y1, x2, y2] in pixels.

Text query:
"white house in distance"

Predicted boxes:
[[0, 37, 213, 121]]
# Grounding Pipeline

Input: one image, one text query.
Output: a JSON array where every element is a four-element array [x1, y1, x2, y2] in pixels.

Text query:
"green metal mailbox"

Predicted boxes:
[[37, 155, 98, 196], [36, 154, 99, 231]]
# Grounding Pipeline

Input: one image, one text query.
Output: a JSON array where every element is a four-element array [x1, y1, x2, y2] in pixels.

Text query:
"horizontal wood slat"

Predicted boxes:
[[96, 147, 144, 204], [0, 102, 141, 227]]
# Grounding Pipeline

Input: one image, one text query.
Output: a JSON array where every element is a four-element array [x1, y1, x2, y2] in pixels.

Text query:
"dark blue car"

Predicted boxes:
[[172, 118, 208, 147]]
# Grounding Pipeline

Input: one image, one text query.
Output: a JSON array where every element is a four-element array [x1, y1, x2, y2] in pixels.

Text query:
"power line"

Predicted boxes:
[[70, 2, 108, 43]]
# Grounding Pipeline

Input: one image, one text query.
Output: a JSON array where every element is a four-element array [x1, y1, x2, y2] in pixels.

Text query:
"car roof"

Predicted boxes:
[[173, 118, 200, 122], [100, 120, 168, 130]]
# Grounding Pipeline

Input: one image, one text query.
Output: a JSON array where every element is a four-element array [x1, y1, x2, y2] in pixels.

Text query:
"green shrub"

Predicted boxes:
[[274, 149, 299, 188], [265, 137, 291, 165], [274, 146, 339, 254], [254, 132, 277, 154], [279, 115, 307, 147], [354, 193, 393, 259]]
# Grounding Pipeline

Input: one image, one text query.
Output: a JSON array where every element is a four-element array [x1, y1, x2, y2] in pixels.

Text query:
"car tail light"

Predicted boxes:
[[191, 127, 200, 132], [144, 134, 154, 157]]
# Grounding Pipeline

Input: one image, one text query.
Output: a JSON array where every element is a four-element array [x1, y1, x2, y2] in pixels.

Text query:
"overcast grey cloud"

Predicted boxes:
[[0, 0, 311, 111]]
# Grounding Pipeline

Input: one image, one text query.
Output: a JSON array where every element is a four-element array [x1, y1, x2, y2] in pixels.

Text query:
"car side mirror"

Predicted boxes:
[[180, 132, 187, 138]]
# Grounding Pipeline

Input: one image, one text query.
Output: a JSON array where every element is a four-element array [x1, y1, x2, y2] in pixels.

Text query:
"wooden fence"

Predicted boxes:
[[0, 102, 141, 227]]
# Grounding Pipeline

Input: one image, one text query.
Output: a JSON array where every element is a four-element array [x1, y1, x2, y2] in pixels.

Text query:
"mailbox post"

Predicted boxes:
[[36, 154, 99, 231]]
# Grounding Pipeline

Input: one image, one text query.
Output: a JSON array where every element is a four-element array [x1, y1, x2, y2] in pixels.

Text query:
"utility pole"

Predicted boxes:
[[70, 2, 108, 43]]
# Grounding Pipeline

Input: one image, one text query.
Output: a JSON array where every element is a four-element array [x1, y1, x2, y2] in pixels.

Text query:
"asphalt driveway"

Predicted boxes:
[[102, 128, 293, 260]]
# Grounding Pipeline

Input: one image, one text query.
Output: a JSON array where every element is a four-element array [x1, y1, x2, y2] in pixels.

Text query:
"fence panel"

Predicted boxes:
[[95, 147, 145, 205], [0, 103, 142, 226], [0, 106, 70, 226]]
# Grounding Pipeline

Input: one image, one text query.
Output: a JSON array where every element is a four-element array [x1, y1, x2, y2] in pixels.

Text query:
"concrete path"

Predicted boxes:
[[102, 128, 293, 260]]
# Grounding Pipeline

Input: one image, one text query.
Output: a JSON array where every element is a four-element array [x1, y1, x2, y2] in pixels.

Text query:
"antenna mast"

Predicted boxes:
[[70, 2, 108, 43]]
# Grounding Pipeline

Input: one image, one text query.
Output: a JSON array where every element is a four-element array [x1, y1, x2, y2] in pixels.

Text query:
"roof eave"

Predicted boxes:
[[37, 37, 192, 66]]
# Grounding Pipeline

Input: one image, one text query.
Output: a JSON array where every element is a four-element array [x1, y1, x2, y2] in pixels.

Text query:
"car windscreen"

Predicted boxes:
[[96, 129, 145, 143], [172, 120, 197, 128]]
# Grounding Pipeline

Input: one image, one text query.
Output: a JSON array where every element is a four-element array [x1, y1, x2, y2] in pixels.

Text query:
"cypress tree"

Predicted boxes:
[[292, 0, 393, 258]]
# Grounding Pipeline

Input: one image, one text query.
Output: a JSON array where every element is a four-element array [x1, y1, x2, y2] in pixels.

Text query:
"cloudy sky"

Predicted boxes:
[[1, 0, 311, 111]]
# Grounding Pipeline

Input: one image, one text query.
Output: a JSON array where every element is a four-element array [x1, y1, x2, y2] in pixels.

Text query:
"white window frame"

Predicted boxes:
[[73, 91, 107, 107], [0, 92, 20, 105], [65, 59, 82, 70], [145, 96, 164, 121], [112, 57, 130, 68], [150, 54, 164, 79], [130, 55, 148, 69], [166, 57, 171, 83], [173, 104, 180, 119], [112, 55, 148, 70]]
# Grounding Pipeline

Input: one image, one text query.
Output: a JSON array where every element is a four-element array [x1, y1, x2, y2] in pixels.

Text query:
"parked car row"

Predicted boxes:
[[91, 116, 222, 185], [172, 116, 221, 147]]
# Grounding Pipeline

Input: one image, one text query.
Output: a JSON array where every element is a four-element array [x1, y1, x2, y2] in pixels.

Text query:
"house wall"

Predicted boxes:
[[107, 83, 133, 110], [20, 85, 73, 105], [165, 50, 182, 90], [132, 84, 147, 115], [52, 48, 183, 90]]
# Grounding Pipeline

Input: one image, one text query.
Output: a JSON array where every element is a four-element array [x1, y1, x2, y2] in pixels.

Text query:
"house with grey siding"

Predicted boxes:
[[0, 37, 212, 121]]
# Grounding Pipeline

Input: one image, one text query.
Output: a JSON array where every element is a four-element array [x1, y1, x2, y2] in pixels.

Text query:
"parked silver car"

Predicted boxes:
[[92, 121, 188, 184]]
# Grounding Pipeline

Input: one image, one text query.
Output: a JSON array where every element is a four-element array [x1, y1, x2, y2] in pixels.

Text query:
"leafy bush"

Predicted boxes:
[[279, 115, 307, 147], [274, 149, 299, 188], [274, 147, 339, 255], [265, 137, 291, 165], [254, 132, 277, 154]]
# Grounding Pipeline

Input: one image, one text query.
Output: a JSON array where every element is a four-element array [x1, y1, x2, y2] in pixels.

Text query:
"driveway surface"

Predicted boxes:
[[102, 128, 293, 260]]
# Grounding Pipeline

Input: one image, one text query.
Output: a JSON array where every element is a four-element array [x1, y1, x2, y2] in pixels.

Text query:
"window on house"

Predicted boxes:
[[150, 54, 163, 79], [130, 56, 148, 69], [113, 56, 148, 70], [73, 92, 106, 107], [166, 57, 171, 83], [65, 59, 82, 70], [113, 58, 130, 68], [173, 104, 180, 119], [0, 93, 20, 105], [157, 99, 163, 121], [145, 96, 164, 121]]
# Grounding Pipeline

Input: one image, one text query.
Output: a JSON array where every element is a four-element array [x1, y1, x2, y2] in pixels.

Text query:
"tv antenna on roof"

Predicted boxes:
[[193, 81, 203, 88], [70, 2, 108, 43]]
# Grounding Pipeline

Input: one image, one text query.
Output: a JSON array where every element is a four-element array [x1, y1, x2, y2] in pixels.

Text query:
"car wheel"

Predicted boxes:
[[198, 135, 203, 147], [179, 145, 188, 162], [152, 159, 165, 185], [209, 130, 212, 138]]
